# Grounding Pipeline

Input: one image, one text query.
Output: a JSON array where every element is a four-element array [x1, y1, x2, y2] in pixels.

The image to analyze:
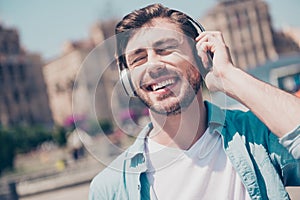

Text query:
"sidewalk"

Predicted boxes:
[[20, 182, 90, 200], [1, 133, 126, 199], [17, 156, 103, 197]]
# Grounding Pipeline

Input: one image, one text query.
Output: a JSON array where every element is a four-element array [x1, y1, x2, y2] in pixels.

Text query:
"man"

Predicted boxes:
[[89, 4, 300, 200]]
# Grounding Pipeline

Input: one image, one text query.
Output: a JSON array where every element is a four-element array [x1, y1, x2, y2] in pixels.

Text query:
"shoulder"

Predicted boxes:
[[225, 109, 271, 141], [224, 109, 290, 154], [226, 109, 267, 129], [89, 152, 127, 200], [226, 109, 263, 126]]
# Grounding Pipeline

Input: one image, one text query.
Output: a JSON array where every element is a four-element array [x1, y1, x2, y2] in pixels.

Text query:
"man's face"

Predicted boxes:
[[125, 18, 201, 115]]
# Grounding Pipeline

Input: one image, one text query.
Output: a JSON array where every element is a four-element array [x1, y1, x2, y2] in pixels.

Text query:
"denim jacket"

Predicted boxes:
[[89, 102, 300, 200]]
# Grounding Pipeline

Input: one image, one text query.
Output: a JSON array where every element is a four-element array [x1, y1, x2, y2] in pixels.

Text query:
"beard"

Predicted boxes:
[[135, 69, 201, 116]]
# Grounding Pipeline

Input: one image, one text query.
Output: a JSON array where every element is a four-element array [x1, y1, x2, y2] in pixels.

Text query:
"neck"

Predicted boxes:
[[149, 93, 207, 150]]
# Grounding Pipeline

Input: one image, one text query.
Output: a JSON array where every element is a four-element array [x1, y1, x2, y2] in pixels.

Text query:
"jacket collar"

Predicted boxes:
[[204, 101, 226, 134], [124, 123, 153, 160], [124, 101, 226, 160]]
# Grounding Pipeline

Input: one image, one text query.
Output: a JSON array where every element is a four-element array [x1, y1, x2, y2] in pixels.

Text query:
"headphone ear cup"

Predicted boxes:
[[120, 69, 136, 97]]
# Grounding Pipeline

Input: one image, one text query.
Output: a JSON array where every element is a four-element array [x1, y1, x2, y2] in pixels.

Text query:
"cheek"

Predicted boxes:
[[129, 67, 146, 89], [166, 52, 190, 63], [168, 53, 198, 73], [191, 65, 201, 77], [185, 64, 201, 81]]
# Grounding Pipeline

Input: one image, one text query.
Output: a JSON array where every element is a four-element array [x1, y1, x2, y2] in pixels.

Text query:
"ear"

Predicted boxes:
[[119, 68, 137, 97]]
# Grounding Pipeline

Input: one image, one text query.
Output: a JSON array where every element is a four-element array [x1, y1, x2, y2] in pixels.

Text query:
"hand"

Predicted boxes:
[[196, 31, 234, 92]]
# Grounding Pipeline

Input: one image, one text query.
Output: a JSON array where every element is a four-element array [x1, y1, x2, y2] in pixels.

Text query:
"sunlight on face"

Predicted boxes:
[[124, 18, 201, 115]]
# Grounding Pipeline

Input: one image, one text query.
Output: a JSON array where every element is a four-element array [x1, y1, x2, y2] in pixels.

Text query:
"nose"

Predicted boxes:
[[145, 49, 167, 78], [147, 63, 167, 79]]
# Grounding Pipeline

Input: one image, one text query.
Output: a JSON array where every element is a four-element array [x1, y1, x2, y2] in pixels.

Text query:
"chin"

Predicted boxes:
[[143, 94, 195, 116], [136, 81, 199, 116], [150, 102, 182, 116]]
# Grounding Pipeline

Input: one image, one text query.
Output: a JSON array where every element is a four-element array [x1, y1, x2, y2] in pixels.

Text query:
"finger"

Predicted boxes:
[[197, 35, 216, 52], [196, 31, 225, 44], [196, 41, 214, 54], [196, 41, 214, 71]]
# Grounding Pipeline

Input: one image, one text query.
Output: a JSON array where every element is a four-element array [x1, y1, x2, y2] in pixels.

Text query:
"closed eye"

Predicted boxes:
[[132, 56, 146, 63], [156, 45, 177, 55]]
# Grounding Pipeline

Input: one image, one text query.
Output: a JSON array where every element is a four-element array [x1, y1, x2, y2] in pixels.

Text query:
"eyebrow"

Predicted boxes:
[[152, 38, 180, 48], [127, 38, 180, 58], [130, 48, 145, 56], [128, 38, 181, 64]]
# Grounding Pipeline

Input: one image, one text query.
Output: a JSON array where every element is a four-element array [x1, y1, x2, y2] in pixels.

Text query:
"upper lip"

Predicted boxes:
[[141, 76, 178, 92]]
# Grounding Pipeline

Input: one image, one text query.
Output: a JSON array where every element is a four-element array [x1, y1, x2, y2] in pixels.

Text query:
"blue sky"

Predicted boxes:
[[0, 0, 299, 60]]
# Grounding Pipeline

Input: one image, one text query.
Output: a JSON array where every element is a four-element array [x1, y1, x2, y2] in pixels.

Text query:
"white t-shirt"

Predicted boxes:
[[145, 129, 251, 200]]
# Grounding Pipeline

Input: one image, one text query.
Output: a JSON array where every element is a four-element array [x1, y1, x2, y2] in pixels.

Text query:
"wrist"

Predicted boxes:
[[218, 64, 239, 94]]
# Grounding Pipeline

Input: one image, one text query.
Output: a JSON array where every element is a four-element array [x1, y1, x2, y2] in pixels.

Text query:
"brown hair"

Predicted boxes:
[[115, 3, 199, 70]]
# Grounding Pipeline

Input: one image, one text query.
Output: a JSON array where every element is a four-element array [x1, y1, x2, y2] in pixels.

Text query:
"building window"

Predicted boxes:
[[8, 64, 14, 81], [235, 11, 241, 28], [0, 64, 3, 82], [25, 90, 30, 102], [2, 41, 8, 54], [13, 90, 20, 103], [19, 64, 26, 81], [29, 112, 35, 124], [4, 95, 10, 117]]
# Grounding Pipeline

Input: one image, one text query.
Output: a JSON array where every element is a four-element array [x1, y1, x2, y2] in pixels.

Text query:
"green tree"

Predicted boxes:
[[13, 125, 52, 154], [52, 125, 67, 147], [0, 127, 15, 175], [99, 119, 114, 135]]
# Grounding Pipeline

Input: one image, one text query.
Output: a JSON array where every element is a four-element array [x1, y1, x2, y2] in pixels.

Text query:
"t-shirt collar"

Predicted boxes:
[[125, 101, 226, 160]]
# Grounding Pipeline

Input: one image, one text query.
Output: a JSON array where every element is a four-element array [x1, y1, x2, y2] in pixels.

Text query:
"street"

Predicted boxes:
[[20, 183, 300, 200], [20, 183, 89, 200]]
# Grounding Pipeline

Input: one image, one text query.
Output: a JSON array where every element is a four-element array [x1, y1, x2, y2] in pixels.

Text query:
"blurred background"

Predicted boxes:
[[0, 0, 300, 199]]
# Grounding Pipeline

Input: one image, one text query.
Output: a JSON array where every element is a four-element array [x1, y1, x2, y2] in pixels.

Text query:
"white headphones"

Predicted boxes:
[[118, 16, 212, 97], [119, 67, 137, 97]]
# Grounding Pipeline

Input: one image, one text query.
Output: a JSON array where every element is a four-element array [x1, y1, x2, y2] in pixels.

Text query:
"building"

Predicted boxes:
[[0, 24, 53, 126], [43, 48, 89, 125], [273, 27, 300, 56], [281, 27, 300, 47], [201, 0, 278, 69], [43, 20, 121, 126], [43, 19, 149, 134], [199, 0, 300, 110]]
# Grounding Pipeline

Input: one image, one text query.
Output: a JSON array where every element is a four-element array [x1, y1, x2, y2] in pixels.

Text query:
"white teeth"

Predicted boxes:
[[152, 79, 175, 91]]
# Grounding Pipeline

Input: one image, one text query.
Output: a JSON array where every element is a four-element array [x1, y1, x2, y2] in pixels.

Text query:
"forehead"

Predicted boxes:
[[125, 18, 185, 53]]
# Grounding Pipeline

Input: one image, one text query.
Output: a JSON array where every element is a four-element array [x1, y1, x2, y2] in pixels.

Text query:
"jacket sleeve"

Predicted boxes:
[[232, 110, 300, 186], [269, 124, 300, 186], [279, 125, 300, 159]]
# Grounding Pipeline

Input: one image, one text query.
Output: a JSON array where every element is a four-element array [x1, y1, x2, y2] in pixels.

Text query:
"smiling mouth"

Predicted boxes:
[[144, 77, 178, 92]]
